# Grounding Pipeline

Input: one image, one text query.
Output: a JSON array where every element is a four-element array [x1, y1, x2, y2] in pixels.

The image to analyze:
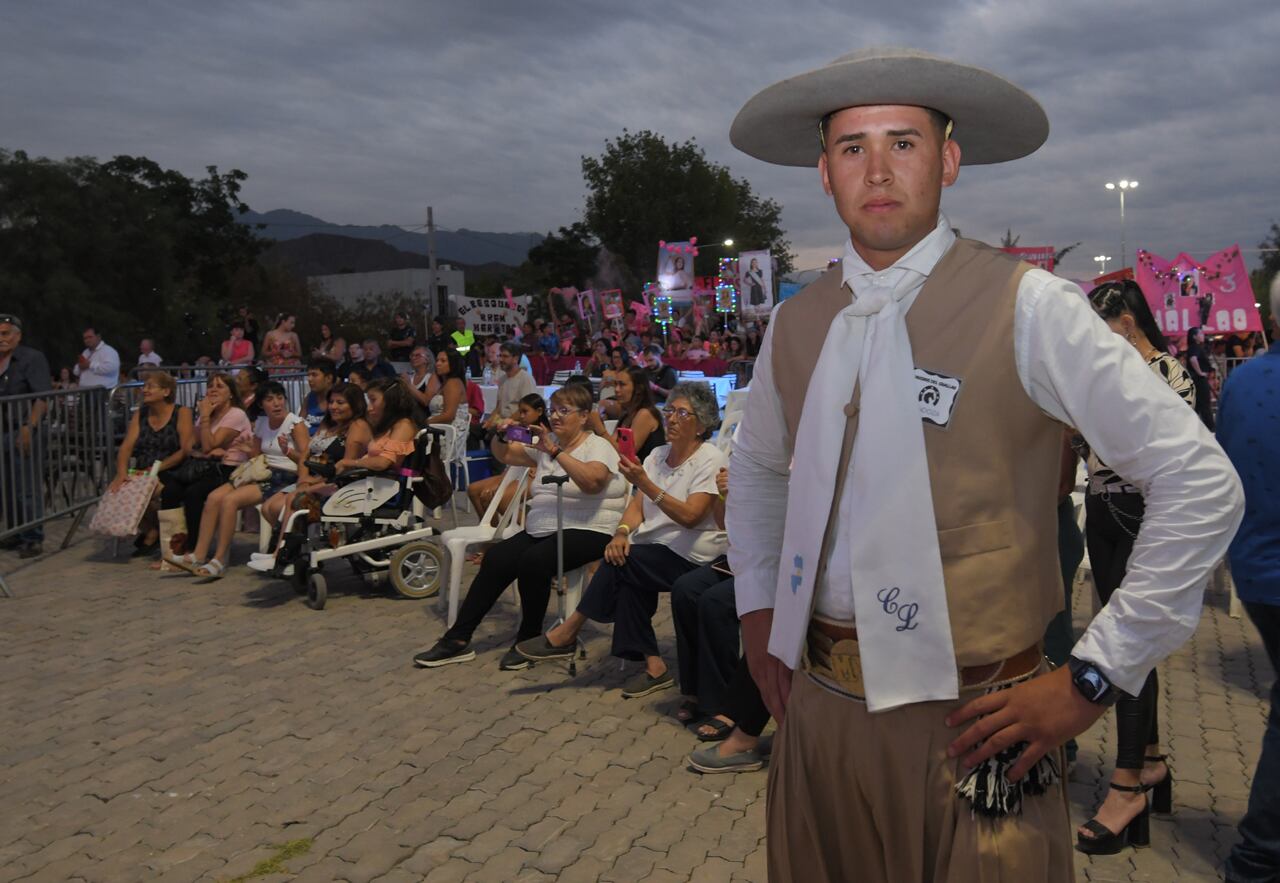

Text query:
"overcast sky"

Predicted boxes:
[[3, 1, 1278, 280]]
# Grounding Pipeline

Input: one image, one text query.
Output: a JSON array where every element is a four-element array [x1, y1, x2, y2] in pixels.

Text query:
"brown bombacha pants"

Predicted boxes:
[[767, 670, 1074, 883]]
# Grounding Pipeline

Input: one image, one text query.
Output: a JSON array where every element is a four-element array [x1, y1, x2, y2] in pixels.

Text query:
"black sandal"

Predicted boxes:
[[694, 718, 734, 742], [1075, 782, 1150, 855], [1145, 754, 1173, 815], [131, 535, 160, 558]]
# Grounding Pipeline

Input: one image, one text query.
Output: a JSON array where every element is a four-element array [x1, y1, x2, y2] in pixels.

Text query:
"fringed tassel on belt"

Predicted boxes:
[[953, 680, 1061, 817]]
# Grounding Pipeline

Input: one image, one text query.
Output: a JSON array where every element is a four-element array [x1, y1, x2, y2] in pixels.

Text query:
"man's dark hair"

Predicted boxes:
[[819, 107, 951, 149], [643, 344, 664, 358], [308, 357, 337, 378], [84, 325, 99, 335], [499, 341, 522, 358]]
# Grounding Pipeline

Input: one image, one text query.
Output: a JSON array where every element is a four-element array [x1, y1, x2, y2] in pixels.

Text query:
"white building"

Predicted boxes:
[[308, 266, 466, 318]]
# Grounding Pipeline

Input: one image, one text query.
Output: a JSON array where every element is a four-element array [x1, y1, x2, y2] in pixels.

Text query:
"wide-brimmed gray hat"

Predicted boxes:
[[730, 47, 1048, 167]]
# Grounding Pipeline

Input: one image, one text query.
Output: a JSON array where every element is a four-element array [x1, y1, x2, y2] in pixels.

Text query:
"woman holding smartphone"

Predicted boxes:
[[591, 364, 665, 463], [413, 385, 627, 672]]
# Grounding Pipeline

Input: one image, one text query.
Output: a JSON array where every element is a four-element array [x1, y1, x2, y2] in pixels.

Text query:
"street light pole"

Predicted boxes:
[[1093, 255, 1112, 275], [1104, 180, 1139, 268]]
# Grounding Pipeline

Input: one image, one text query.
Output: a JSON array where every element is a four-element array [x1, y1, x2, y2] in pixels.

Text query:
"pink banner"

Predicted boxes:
[[1135, 245, 1261, 337]]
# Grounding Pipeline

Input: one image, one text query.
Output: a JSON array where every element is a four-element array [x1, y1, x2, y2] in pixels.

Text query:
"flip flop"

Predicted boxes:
[[694, 718, 735, 742]]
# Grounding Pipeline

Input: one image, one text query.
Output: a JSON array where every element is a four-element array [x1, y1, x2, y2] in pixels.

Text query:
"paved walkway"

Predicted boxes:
[[0, 522, 1266, 882]]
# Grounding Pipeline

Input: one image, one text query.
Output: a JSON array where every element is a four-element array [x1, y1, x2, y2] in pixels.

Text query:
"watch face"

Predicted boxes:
[[1078, 667, 1106, 700]]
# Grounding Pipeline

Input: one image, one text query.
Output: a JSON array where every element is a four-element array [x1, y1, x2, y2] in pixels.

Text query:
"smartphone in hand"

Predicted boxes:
[[504, 425, 533, 444], [617, 428, 637, 463]]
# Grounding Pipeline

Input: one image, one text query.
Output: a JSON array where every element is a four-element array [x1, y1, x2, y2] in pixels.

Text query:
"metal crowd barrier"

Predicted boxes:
[[115, 370, 310, 415], [0, 386, 116, 597], [0, 371, 309, 597]]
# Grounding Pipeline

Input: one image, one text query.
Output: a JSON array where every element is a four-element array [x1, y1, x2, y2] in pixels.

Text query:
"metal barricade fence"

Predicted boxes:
[[0, 372, 308, 597], [0, 386, 116, 596]]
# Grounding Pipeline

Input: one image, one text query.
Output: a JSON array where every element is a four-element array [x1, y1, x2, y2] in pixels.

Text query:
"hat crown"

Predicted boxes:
[[829, 46, 944, 66]]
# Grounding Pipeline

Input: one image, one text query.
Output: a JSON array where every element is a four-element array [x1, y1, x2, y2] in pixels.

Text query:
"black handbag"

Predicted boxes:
[[170, 456, 220, 485]]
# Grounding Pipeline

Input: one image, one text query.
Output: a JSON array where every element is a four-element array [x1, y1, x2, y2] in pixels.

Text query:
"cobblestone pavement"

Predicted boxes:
[[0, 520, 1265, 882]]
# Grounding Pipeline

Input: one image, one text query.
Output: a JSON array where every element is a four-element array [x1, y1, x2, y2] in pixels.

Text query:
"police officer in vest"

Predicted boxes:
[[725, 47, 1244, 882]]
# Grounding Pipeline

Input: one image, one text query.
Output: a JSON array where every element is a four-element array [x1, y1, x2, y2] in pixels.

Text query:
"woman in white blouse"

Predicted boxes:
[[516, 382, 727, 698], [413, 384, 627, 671]]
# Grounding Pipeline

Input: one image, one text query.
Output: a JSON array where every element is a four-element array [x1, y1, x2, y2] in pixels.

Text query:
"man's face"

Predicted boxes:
[[348, 343, 363, 362], [646, 351, 661, 370], [818, 105, 960, 271], [364, 343, 380, 361], [498, 350, 516, 373], [83, 329, 101, 350], [140, 339, 153, 354], [394, 314, 406, 328], [0, 322, 19, 356], [456, 318, 466, 332], [307, 368, 333, 393]]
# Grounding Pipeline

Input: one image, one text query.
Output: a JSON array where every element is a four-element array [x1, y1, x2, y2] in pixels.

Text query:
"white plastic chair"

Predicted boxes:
[[715, 410, 744, 455], [440, 466, 531, 627]]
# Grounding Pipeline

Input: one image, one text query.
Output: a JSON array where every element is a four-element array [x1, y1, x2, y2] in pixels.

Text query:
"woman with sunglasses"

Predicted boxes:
[[413, 384, 628, 671], [1076, 280, 1196, 854], [516, 382, 727, 698]]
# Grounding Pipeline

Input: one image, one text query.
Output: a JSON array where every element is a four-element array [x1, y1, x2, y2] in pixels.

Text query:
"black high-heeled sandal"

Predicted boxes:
[[1145, 754, 1173, 815], [1076, 782, 1151, 855]]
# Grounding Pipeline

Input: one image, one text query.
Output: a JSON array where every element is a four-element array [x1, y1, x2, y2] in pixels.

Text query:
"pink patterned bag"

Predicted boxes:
[[89, 466, 160, 539]]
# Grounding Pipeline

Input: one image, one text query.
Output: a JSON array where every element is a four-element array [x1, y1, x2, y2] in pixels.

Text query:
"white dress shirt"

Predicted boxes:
[[74, 341, 121, 389], [727, 217, 1244, 696], [137, 351, 163, 367]]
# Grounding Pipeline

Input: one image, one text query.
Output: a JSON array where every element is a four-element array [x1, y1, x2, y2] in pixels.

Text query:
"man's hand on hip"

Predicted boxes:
[[741, 608, 793, 725], [945, 664, 1106, 781]]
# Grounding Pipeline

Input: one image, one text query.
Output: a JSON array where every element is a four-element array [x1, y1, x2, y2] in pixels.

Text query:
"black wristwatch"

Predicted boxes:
[[1067, 656, 1122, 706]]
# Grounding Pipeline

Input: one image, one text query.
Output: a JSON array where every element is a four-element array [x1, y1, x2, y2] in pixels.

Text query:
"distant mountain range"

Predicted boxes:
[[239, 209, 545, 267], [259, 233, 514, 279]]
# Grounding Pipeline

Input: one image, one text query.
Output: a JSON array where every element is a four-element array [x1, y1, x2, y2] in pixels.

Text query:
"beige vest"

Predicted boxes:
[[770, 238, 1063, 666]]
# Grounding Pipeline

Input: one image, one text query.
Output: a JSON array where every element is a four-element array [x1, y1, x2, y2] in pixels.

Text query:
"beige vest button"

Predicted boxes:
[[843, 402, 860, 418]]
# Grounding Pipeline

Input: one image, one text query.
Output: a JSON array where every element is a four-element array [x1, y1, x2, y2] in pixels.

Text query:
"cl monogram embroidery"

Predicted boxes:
[[876, 586, 920, 632]]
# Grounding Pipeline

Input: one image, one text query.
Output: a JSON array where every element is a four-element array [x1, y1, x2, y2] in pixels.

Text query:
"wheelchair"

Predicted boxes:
[[276, 427, 448, 610]]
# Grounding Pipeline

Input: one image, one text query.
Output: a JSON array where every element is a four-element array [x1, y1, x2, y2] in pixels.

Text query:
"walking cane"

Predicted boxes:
[[540, 474, 583, 675]]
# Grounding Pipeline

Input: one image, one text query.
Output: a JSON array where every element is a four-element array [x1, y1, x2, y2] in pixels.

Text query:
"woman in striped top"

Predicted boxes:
[[1075, 280, 1196, 854]]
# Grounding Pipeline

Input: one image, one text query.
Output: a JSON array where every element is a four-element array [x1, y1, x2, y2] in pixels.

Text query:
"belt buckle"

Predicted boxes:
[[828, 639, 864, 694]]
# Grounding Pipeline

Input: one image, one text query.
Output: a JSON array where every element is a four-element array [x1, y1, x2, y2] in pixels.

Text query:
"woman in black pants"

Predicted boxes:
[[1184, 326, 1216, 430], [413, 383, 627, 672], [515, 382, 728, 699], [1077, 281, 1197, 854]]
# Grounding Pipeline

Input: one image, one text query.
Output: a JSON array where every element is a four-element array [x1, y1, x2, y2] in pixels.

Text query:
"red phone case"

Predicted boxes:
[[617, 428, 637, 462]]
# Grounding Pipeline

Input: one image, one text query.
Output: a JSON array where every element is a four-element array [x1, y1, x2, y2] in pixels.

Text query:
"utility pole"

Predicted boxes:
[[426, 205, 439, 324]]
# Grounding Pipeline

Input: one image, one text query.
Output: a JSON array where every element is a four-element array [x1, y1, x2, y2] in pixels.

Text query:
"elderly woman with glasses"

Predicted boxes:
[[413, 384, 628, 671], [516, 381, 728, 698]]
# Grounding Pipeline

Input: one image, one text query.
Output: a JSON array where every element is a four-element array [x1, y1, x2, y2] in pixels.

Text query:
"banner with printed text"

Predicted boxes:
[[1135, 245, 1261, 337], [1001, 246, 1056, 272], [454, 293, 529, 337]]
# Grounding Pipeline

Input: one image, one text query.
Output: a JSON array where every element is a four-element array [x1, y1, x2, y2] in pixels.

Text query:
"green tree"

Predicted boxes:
[[0, 149, 264, 369], [581, 130, 794, 285]]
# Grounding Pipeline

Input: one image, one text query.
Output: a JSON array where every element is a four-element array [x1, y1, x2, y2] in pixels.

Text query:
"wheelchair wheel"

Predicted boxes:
[[306, 572, 327, 610], [389, 542, 443, 599]]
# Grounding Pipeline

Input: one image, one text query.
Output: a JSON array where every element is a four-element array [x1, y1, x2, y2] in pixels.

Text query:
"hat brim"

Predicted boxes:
[[730, 54, 1048, 167]]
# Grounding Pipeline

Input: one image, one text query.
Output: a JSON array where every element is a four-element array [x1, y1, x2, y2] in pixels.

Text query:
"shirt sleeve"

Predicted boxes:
[[1013, 270, 1245, 695], [726, 311, 792, 617]]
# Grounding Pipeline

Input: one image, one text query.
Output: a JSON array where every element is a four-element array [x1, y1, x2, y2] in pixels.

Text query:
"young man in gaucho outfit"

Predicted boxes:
[[725, 47, 1244, 882]]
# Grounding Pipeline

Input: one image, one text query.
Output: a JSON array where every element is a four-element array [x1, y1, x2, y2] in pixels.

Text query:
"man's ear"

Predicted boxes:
[[941, 139, 961, 189], [819, 152, 833, 197]]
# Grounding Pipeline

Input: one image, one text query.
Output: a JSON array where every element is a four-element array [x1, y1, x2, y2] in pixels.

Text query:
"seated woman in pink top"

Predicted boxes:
[[336, 378, 417, 475]]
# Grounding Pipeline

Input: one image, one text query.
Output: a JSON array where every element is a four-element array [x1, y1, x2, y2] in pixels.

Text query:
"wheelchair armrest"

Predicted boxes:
[[541, 475, 570, 486], [305, 460, 336, 480], [334, 467, 375, 484]]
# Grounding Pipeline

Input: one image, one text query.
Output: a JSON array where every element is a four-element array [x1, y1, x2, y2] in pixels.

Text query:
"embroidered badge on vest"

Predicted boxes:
[[914, 367, 962, 428]]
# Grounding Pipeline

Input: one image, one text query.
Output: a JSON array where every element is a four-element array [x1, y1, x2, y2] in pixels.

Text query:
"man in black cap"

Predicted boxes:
[[0, 314, 52, 557]]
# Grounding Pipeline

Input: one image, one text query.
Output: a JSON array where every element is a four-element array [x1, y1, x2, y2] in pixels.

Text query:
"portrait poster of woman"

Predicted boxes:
[[657, 242, 695, 299], [738, 249, 773, 315]]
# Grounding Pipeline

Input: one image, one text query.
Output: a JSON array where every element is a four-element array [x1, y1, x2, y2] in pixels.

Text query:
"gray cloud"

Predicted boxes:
[[3, 0, 1277, 280]]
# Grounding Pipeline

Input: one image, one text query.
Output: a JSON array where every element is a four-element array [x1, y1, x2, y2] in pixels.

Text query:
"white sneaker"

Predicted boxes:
[[247, 556, 275, 573], [249, 551, 273, 561], [281, 564, 294, 577]]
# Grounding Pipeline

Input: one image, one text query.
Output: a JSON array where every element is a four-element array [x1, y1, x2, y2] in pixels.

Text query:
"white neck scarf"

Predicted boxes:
[[776, 226, 958, 712]]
